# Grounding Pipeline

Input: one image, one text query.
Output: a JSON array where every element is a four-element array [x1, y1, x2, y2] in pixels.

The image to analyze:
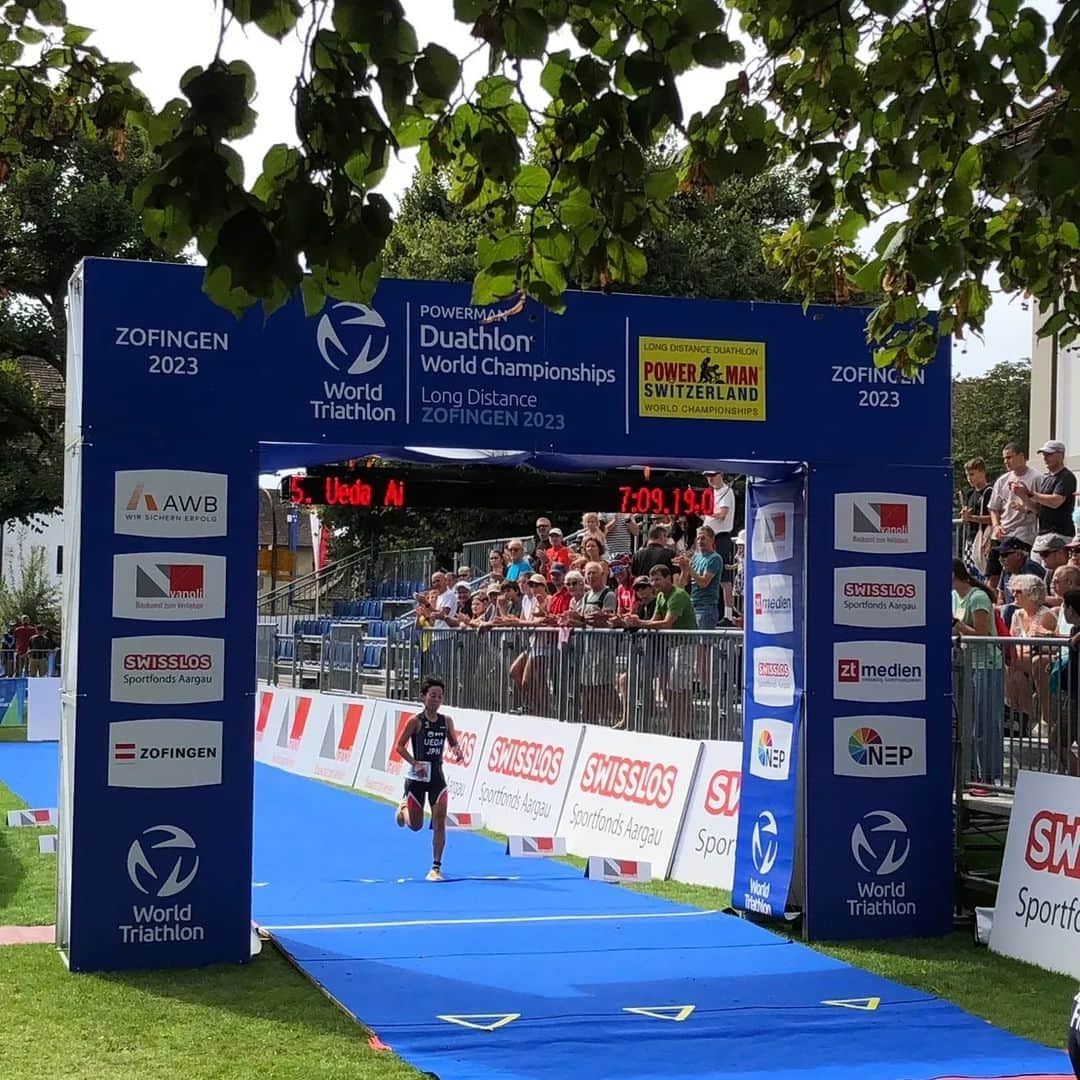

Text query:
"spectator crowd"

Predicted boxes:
[[1, 615, 58, 678]]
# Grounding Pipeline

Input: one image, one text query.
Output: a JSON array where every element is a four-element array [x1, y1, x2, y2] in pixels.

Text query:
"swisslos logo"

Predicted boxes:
[[833, 641, 926, 702], [108, 718, 222, 789], [748, 717, 793, 781], [833, 566, 925, 628], [487, 736, 565, 785], [114, 470, 227, 538], [833, 715, 926, 778], [751, 502, 794, 563], [704, 769, 741, 817], [1025, 811, 1080, 879], [834, 492, 927, 554], [112, 553, 227, 621], [752, 574, 794, 635], [110, 636, 225, 704], [579, 753, 677, 808], [752, 646, 795, 707]]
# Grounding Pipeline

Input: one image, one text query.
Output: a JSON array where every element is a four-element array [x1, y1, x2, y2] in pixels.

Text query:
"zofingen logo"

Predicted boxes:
[[751, 810, 779, 875], [851, 810, 910, 876], [126, 824, 199, 898], [317, 302, 389, 375]]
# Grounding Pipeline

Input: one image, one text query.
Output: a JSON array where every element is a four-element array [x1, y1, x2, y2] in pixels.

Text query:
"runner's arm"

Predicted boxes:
[[445, 717, 464, 763], [394, 718, 421, 766]]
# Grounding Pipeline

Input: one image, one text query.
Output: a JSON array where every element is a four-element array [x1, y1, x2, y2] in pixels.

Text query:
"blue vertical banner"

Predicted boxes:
[[802, 465, 953, 939], [732, 475, 806, 918]]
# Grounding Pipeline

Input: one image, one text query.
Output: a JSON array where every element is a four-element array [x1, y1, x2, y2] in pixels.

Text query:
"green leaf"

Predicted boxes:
[[62, 23, 92, 45], [505, 7, 547, 59], [533, 224, 573, 263], [301, 275, 327, 317], [472, 267, 517, 306], [414, 43, 460, 101], [1037, 309, 1069, 338], [873, 346, 899, 368], [853, 259, 884, 293], [943, 180, 973, 216], [477, 73, 514, 108], [1058, 221, 1080, 249], [692, 31, 737, 67], [512, 164, 550, 206], [15, 25, 44, 44], [454, 0, 489, 19], [644, 165, 678, 201], [678, 0, 722, 33], [35, 0, 65, 24], [954, 145, 982, 186], [477, 233, 527, 268], [540, 50, 572, 97]]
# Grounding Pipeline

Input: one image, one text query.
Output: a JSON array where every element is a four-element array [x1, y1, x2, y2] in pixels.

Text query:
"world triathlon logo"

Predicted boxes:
[[316, 302, 390, 375], [851, 810, 910, 876], [126, 824, 200, 898], [751, 810, 779, 875]]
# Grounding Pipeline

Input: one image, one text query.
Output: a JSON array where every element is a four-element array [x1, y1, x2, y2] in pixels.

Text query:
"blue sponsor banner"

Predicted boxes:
[[0, 677, 27, 726], [803, 465, 953, 938], [731, 476, 806, 917]]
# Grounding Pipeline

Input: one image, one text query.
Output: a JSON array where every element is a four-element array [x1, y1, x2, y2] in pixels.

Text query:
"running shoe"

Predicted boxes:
[[395, 801, 408, 828], [425, 867, 443, 882]]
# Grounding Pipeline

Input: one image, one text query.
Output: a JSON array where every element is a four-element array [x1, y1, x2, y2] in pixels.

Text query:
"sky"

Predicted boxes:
[[66, 0, 1045, 379]]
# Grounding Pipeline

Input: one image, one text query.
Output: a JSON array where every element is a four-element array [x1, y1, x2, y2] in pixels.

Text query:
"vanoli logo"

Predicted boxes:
[[317, 302, 389, 375], [137, 563, 203, 599]]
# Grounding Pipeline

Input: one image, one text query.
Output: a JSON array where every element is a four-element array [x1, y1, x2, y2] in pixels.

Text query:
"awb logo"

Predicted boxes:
[[751, 502, 794, 563], [1025, 810, 1080, 879], [834, 492, 927, 554], [752, 646, 795, 707], [114, 470, 227, 538], [579, 753, 677, 808], [751, 574, 794, 635], [486, 736, 564, 785], [833, 641, 926, 702], [704, 769, 741, 817], [317, 302, 389, 375], [748, 717, 793, 781]]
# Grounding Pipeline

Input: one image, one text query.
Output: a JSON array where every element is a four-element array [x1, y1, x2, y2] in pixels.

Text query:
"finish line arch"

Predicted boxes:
[[59, 258, 951, 971]]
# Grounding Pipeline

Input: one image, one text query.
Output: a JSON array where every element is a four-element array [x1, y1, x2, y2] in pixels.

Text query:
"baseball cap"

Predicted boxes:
[[455, 580, 471, 591], [735, 529, 746, 546], [549, 527, 564, 537], [1067, 536, 1080, 550], [1033, 533, 1069, 554], [550, 562, 567, 574], [528, 573, 547, 585], [632, 575, 651, 588], [998, 536, 1032, 555], [1038, 440, 1067, 455]]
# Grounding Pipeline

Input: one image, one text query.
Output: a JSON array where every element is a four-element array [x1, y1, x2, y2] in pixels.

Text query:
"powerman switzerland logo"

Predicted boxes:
[[834, 492, 927, 554], [317, 302, 389, 375], [749, 717, 793, 781]]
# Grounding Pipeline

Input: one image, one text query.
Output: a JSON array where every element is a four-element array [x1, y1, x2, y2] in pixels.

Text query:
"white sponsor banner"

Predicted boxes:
[[834, 492, 927, 554], [470, 712, 585, 835], [291, 696, 376, 787], [751, 502, 794, 563], [556, 726, 702, 875], [751, 574, 793, 635], [108, 718, 222, 788], [110, 636, 225, 704], [748, 717, 793, 781], [833, 641, 926, 702], [26, 676, 61, 742], [267, 691, 333, 775], [669, 740, 742, 890], [112, 552, 227, 621], [991, 771, 1080, 979], [353, 700, 421, 801], [114, 469, 228, 538], [254, 686, 289, 763], [752, 646, 795, 708], [833, 566, 926, 628], [832, 716, 926, 778]]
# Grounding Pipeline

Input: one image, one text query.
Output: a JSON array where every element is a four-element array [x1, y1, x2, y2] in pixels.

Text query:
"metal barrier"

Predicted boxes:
[[1, 648, 60, 677], [326, 622, 365, 693], [256, 622, 276, 683], [394, 626, 744, 739], [373, 546, 434, 594], [954, 634, 1079, 790]]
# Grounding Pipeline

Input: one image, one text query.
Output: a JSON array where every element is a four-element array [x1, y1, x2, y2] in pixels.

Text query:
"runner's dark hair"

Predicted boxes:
[[420, 675, 445, 694]]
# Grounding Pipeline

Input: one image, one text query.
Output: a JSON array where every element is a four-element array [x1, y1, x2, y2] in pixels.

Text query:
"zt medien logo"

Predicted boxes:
[[752, 646, 795, 707], [127, 825, 199, 897], [751, 502, 794, 563], [317, 302, 389, 375], [113, 553, 227, 621], [114, 470, 227, 538], [834, 493, 927, 554], [833, 641, 926, 702], [752, 574, 794, 635], [751, 811, 779, 875]]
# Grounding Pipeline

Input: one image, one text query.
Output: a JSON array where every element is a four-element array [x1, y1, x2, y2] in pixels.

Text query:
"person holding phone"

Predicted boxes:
[[393, 676, 464, 881]]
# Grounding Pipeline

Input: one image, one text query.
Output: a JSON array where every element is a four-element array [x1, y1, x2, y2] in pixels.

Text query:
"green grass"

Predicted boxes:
[[0, 771, 1070, 1080], [0, 725, 27, 742]]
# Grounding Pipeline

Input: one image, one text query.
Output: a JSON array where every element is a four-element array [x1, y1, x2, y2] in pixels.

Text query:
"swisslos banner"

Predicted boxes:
[[557, 726, 702, 874], [670, 741, 743, 890], [732, 475, 805, 918], [471, 712, 584, 836], [991, 770, 1080, 979]]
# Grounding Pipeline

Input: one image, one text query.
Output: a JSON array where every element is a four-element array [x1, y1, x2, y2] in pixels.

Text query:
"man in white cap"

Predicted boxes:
[[1011, 440, 1077, 538]]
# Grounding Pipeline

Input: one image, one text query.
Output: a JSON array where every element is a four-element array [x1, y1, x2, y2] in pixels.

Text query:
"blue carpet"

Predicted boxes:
[[252, 764, 1072, 1080], [0, 741, 58, 808]]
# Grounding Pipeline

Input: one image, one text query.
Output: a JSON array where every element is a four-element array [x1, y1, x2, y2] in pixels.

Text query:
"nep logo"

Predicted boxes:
[[114, 470, 227, 538], [752, 646, 795, 707], [833, 641, 926, 702], [752, 574, 794, 635], [317, 302, 389, 375], [751, 502, 794, 563], [112, 553, 227, 621], [833, 716, 926, 777], [749, 717, 793, 781], [834, 492, 927, 554]]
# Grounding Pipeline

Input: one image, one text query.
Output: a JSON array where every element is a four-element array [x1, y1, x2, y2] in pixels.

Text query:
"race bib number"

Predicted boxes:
[[407, 762, 430, 782]]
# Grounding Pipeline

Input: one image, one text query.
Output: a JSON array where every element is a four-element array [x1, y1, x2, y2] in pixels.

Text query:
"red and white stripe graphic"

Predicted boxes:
[[585, 855, 653, 883], [6, 808, 59, 827], [506, 835, 567, 858], [445, 812, 483, 830], [113, 742, 136, 762]]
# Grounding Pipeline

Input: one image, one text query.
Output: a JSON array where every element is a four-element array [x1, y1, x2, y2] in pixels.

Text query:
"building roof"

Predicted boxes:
[[16, 355, 65, 410]]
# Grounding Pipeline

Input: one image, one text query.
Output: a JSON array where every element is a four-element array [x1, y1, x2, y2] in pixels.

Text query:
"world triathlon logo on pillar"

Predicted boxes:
[[834, 493, 927, 554], [847, 810, 916, 918], [742, 810, 780, 914], [313, 301, 396, 423], [114, 470, 227, 538], [751, 574, 793, 634], [120, 824, 206, 945], [751, 502, 794, 563]]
